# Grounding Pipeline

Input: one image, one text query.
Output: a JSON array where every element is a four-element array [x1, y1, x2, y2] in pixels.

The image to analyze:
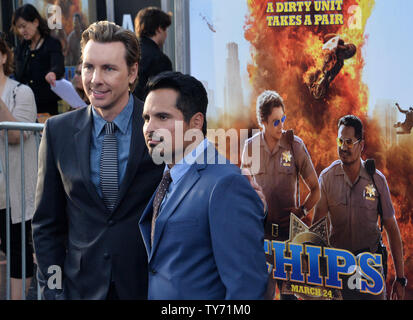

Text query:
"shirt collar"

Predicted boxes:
[[141, 36, 159, 49], [279, 131, 291, 149], [92, 94, 134, 136], [335, 159, 370, 181], [164, 138, 210, 185], [260, 130, 289, 155]]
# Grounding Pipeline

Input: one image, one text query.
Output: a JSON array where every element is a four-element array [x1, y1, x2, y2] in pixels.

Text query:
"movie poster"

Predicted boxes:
[[190, 0, 413, 299]]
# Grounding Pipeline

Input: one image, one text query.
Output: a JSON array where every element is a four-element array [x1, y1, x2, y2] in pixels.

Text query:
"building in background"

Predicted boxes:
[[224, 42, 245, 123], [201, 80, 216, 122], [372, 99, 399, 148]]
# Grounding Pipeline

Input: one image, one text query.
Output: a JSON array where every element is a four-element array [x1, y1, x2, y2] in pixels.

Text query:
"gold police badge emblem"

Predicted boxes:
[[280, 214, 343, 300], [281, 150, 292, 167], [363, 184, 377, 201]]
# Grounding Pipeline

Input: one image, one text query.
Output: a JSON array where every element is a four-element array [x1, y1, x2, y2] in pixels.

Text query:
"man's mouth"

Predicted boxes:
[[146, 135, 163, 147], [91, 89, 110, 99]]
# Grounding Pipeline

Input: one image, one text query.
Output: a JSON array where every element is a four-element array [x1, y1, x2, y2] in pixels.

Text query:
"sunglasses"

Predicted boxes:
[[336, 137, 361, 149], [274, 115, 286, 127]]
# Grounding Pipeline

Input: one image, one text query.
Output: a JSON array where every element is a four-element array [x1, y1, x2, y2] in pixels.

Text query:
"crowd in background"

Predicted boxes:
[[0, 4, 173, 300]]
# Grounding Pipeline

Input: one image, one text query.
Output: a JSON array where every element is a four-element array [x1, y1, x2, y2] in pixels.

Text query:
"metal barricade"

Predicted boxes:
[[0, 121, 44, 300]]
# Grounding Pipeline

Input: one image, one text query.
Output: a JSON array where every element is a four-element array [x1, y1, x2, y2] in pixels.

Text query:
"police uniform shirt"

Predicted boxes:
[[242, 131, 316, 225], [317, 159, 395, 253]]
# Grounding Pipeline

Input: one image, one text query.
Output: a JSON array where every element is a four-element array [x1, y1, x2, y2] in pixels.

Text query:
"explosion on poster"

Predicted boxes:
[[266, 1, 345, 26]]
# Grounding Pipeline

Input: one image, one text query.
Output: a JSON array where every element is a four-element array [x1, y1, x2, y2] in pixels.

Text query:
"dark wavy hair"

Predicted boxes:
[[11, 4, 50, 38], [338, 115, 364, 141], [0, 34, 14, 76], [134, 7, 172, 38], [256, 90, 285, 127]]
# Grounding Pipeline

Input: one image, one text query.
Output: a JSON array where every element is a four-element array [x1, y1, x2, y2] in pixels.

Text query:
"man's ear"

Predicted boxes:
[[128, 62, 138, 86], [156, 26, 163, 36], [190, 112, 204, 131]]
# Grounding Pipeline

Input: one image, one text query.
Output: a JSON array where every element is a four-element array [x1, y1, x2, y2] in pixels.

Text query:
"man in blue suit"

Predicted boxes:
[[139, 71, 268, 299]]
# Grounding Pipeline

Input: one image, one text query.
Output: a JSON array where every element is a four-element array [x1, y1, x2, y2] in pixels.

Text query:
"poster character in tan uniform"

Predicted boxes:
[[313, 115, 406, 300], [241, 90, 320, 299]]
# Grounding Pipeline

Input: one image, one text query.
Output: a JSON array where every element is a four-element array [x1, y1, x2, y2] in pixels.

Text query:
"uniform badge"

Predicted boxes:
[[363, 184, 377, 201], [281, 150, 292, 167]]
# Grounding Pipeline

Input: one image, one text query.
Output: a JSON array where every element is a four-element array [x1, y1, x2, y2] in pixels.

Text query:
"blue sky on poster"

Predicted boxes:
[[190, 0, 252, 115], [363, 0, 413, 120], [190, 0, 413, 122]]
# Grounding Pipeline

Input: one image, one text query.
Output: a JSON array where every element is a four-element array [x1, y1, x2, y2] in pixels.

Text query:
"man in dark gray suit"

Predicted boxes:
[[32, 21, 163, 300]]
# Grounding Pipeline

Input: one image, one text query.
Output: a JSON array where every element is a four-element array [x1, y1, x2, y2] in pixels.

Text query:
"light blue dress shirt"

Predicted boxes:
[[159, 138, 210, 212], [90, 94, 134, 198]]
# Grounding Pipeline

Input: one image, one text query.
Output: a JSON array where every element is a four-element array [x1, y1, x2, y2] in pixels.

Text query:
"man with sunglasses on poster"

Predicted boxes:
[[313, 115, 406, 300], [241, 90, 320, 300]]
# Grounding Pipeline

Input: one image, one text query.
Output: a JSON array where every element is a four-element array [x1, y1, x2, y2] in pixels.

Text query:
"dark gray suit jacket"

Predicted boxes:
[[32, 96, 164, 299]]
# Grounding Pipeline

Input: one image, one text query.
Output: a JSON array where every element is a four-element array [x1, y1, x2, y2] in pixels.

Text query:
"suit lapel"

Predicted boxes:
[[141, 142, 220, 261], [149, 166, 201, 261], [139, 192, 156, 257], [74, 106, 107, 212], [111, 97, 146, 215]]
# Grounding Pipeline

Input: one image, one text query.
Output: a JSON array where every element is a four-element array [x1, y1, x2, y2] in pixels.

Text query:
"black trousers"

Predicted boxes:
[[0, 209, 34, 278]]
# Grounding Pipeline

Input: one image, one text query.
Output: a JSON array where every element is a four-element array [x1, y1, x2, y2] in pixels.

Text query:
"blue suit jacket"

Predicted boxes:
[[139, 146, 268, 299]]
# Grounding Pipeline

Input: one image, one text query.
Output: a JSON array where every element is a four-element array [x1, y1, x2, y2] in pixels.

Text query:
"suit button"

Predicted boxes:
[[29, 80, 34, 84], [103, 253, 110, 260], [150, 268, 157, 274], [108, 220, 114, 226]]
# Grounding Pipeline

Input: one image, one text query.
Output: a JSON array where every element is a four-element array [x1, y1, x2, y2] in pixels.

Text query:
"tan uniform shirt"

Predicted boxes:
[[316, 159, 395, 253], [242, 131, 316, 238]]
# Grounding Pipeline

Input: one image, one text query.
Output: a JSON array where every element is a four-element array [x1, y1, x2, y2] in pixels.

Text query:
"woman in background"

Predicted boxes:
[[72, 62, 89, 106], [12, 4, 64, 116], [0, 33, 37, 300]]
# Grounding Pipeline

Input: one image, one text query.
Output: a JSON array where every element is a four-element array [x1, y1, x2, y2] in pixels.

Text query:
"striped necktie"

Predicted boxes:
[[151, 170, 172, 246], [100, 122, 119, 212]]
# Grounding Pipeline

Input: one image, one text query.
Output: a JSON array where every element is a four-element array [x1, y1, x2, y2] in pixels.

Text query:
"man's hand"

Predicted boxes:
[[242, 168, 267, 213], [391, 279, 405, 300], [284, 206, 305, 219]]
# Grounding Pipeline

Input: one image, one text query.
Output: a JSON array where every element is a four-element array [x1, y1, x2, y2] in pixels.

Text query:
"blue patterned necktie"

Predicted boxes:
[[151, 170, 172, 246], [100, 122, 119, 212]]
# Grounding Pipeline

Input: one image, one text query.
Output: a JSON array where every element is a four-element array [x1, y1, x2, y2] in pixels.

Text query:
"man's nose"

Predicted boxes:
[[143, 118, 154, 136], [91, 69, 103, 84], [339, 142, 349, 151]]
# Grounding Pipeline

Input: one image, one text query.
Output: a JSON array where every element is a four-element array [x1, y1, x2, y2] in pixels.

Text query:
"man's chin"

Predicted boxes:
[[90, 100, 109, 109], [340, 156, 356, 166]]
